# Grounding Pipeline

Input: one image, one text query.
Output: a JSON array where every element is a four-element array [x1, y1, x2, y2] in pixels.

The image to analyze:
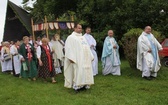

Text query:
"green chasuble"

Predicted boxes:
[[19, 43, 37, 78]]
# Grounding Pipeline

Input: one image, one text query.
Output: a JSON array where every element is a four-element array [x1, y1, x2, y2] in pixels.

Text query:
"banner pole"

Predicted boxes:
[[31, 18, 35, 41], [45, 16, 49, 39], [56, 18, 61, 35], [71, 15, 74, 21]]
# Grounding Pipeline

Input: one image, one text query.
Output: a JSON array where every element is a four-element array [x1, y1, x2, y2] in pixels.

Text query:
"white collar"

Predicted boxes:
[[143, 32, 151, 36], [73, 32, 82, 36]]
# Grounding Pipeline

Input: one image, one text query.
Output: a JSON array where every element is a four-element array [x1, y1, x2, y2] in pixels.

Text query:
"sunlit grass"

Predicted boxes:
[[0, 60, 167, 105]]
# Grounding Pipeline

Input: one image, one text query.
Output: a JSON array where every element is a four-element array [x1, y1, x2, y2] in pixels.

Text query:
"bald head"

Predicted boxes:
[[144, 26, 151, 34], [108, 30, 114, 37]]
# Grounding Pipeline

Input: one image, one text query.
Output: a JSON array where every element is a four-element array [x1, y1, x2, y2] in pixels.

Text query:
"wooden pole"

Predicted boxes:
[[45, 16, 49, 39], [56, 18, 61, 35], [56, 18, 59, 21], [71, 15, 74, 21], [31, 18, 35, 41]]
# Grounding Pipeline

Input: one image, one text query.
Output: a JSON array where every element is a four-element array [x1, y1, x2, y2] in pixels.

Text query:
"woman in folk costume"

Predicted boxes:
[[10, 39, 22, 77], [36, 38, 56, 83], [19, 36, 37, 81], [0, 42, 3, 51], [1, 41, 13, 74], [0, 42, 4, 72]]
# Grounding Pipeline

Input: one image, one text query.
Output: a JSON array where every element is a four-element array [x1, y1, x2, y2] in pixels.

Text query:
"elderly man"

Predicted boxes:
[[137, 26, 163, 80], [101, 30, 121, 76], [64, 23, 94, 92], [83, 27, 98, 76]]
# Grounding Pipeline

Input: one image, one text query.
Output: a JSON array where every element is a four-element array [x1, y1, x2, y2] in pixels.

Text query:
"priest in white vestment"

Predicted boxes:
[[83, 27, 98, 76], [101, 30, 121, 76], [137, 26, 163, 80], [54, 34, 65, 67], [64, 24, 94, 92], [10, 40, 22, 76], [51, 34, 65, 74]]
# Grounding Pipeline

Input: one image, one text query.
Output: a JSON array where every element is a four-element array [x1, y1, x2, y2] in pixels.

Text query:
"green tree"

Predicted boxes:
[[22, 0, 78, 21], [22, 0, 168, 38], [22, 0, 168, 57]]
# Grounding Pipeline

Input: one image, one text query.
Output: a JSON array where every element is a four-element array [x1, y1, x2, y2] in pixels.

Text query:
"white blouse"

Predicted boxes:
[[36, 45, 52, 59]]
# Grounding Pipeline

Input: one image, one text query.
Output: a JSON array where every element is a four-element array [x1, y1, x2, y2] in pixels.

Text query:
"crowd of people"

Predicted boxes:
[[0, 34, 64, 83], [0, 23, 163, 93]]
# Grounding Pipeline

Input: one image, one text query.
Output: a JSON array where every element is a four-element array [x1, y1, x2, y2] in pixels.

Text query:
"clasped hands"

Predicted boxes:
[[21, 58, 25, 62], [113, 45, 117, 49], [148, 49, 152, 53]]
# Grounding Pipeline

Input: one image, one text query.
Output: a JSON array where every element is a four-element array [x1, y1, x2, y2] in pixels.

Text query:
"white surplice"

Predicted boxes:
[[64, 32, 94, 89], [83, 33, 98, 76], [10, 45, 22, 74], [103, 56, 121, 75], [50, 40, 64, 74], [137, 32, 163, 77], [1, 47, 12, 72], [50, 40, 64, 63]]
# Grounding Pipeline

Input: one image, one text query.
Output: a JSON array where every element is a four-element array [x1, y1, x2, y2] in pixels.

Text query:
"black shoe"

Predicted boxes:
[[150, 76, 156, 79], [80, 86, 87, 91], [14, 74, 20, 77], [143, 76, 152, 80], [74, 89, 80, 93]]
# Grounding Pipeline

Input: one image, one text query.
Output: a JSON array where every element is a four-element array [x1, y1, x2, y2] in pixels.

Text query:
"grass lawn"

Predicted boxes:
[[0, 60, 167, 105]]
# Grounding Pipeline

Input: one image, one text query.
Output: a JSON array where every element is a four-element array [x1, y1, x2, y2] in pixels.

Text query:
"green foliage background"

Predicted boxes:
[[22, 0, 168, 58]]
